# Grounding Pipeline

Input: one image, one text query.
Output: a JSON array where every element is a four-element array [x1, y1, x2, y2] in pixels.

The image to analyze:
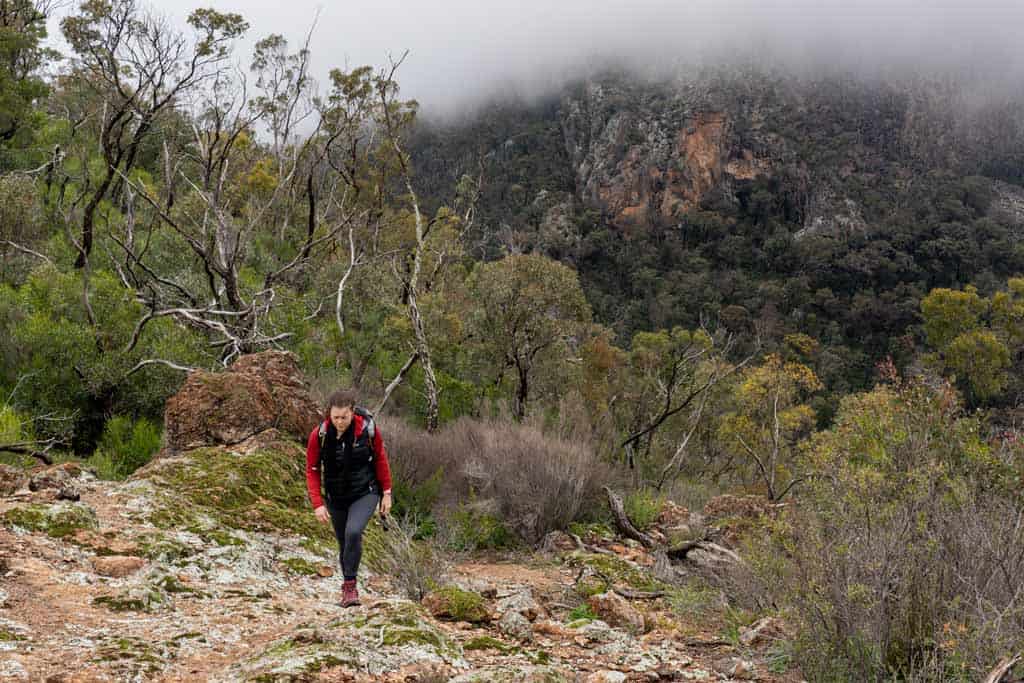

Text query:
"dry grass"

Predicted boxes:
[[382, 415, 617, 544]]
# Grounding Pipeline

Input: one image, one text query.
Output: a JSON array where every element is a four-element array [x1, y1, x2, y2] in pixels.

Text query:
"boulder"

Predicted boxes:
[[587, 591, 645, 634], [163, 351, 321, 450], [0, 464, 27, 496], [91, 556, 146, 578], [422, 587, 491, 623], [739, 616, 787, 647], [498, 609, 533, 642], [28, 463, 84, 493], [496, 588, 546, 621]]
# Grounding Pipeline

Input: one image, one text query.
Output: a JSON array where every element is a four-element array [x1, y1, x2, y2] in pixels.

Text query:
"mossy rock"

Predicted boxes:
[[423, 586, 491, 623], [240, 601, 464, 679], [93, 587, 166, 613], [355, 599, 463, 660], [568, 552, 668, 593], [2, 502, 98, 538], [239, 628, 362, 680], [448, 665, 569, 682], [280, 557, 320, 576], [138, 441, 333, 546], [135, 532, 197, 562], [92, 635, 176, 677], [464, 635, 519, 653]]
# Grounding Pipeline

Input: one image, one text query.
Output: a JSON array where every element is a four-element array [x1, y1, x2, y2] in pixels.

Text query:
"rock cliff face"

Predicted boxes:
[[562, 81, 775, 233], [417, 67, 1024, 252]]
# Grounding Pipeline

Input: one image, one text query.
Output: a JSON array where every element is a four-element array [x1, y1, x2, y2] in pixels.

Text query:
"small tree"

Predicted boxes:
[[467, 253, 591, 421], [719, 353, 821, 500]]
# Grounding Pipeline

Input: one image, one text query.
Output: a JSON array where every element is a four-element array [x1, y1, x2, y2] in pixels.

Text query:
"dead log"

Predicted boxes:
[[602, 486, 655, 548], [983, 655, 1021, 683], [613, 587, 665, 600]]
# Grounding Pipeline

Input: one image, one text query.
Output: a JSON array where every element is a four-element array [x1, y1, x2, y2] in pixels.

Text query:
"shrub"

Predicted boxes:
[[385, 416, 616, 544], [623, 488, 666, 531], [758, 379, 1024, 682], [443, 500, 514, 551], [566, 603, 596, 622], [364, 515, 450, 601], [90, 416, 162, 480]]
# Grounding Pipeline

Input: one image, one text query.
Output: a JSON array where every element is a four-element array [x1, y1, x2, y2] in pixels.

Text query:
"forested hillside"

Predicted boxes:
[[1, 1, 1023, 680], [411, 68, 1024, 408]]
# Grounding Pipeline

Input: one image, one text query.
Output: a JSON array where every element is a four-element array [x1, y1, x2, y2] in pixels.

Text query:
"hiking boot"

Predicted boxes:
[[340, 579, 360, 607]]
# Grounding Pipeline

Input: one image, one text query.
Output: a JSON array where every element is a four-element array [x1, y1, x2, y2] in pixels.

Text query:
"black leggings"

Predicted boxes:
[[326, 492, 379, 580]]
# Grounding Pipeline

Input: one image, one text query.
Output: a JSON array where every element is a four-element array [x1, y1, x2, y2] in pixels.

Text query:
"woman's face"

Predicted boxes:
[[329, 405, 354, 433]]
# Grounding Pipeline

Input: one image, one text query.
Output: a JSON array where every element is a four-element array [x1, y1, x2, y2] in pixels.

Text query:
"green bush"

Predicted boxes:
[[392, 466, 443, 539], [757, 380, 1024, 681], [566, 603, 596, 622], [0, 266, 207, 451], [90, 416, 162, 480], [445, 504, 514, 551], [623, 488, 665, 531]]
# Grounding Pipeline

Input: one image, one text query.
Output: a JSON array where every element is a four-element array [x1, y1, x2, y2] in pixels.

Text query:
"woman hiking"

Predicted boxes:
[[306, 389, 392, 607]]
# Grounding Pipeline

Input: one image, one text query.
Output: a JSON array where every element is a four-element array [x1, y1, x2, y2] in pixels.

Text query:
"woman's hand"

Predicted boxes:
[[314, 505, 330, 525], [380, 491, 392, 517]]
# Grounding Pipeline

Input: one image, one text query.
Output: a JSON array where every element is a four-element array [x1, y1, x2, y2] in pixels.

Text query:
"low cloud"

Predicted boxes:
[[52, 0, 1024, 115]]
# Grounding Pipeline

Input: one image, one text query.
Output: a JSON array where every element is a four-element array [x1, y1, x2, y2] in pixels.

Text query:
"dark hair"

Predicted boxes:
[[326, 389, 357, 416]]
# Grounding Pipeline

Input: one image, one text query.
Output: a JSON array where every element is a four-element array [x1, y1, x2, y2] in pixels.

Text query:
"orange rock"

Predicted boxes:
[[587, 591, 645, 633], [533, 619, 571, 638], [91, 555, 146, 578], [164, 351, 321, 450]]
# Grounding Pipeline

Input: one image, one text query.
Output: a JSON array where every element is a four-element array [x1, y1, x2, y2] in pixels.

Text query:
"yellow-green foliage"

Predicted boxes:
[[91, 416, 163, 480], [920, 278, 1024, 403], [623, 488, 665, 531], [762, 379, 1022, 681]]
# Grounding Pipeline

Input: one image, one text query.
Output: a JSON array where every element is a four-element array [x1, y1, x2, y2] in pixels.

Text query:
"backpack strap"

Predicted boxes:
[[317, 420, 331, 474], [354, 406, 376, 441]]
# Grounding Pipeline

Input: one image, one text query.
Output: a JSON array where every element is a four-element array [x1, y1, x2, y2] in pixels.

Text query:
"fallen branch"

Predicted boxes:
[[124, 359, 199, 378], [603, 486, 656, 548], [0, 441, 55, 465], [983, 654, 1021, 683], [1, 240, 52, 263], [613, 587, 665, 600], [680, 636, 732, 648]]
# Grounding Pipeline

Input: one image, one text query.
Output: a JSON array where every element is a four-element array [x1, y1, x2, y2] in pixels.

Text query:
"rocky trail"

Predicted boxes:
[[0, 353, 802, 682]]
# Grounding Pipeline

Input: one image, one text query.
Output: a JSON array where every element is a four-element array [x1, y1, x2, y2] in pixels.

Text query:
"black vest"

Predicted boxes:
[[321, 417, 377, 500]]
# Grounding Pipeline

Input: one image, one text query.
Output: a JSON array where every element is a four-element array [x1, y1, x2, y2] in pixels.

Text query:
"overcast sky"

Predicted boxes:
[[50, 1, 1024, 117]]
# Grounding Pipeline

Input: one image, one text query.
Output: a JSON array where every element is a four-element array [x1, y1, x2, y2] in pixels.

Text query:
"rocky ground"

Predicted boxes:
[[0, 353, 804, 682]]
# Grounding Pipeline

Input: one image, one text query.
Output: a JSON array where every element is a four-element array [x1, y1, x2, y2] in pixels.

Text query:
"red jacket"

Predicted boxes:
[[305, 413, 392, 509]]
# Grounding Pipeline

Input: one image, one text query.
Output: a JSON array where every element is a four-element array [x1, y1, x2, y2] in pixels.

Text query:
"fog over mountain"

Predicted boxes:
[[49, 1, 1024, 115]]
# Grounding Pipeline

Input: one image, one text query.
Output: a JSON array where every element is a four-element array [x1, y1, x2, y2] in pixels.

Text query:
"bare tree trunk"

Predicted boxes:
[[74, 169, 115, 268], [376, 352, 419, 415], [514, 361, 529, 421], [408, 289, 439, 431], [603, 486, 656, 548]]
